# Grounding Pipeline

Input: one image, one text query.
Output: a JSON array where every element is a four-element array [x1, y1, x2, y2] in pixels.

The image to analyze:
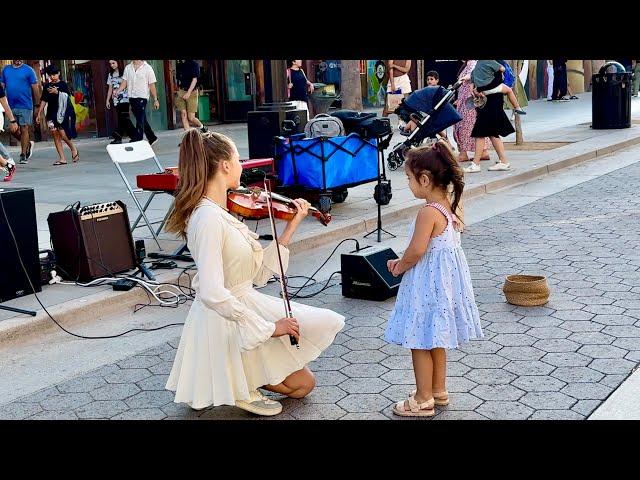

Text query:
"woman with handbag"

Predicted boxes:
[[287, 60, 314, 112]]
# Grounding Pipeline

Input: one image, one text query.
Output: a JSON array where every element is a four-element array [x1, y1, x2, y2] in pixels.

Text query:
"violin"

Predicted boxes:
[[227, 187, 331, 226]]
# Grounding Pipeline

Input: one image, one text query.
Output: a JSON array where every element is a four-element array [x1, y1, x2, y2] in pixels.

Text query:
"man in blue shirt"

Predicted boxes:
[[1, 60, 40, 163]]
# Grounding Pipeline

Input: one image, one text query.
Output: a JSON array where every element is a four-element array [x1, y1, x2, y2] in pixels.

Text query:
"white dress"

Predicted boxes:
[[165, 199, 345, 410]]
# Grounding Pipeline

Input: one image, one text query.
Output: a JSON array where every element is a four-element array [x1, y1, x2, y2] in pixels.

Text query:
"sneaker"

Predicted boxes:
[[19, 154, 28, 164], [3, 160, 16, 182], [26, 140, 35, 160], [148, 137, 159, 146], [488, 162, 511, 171], [462, 162, 481, 173], [110, 139, 122, 145], [200, 125, 209, 133], [235, 390, 283, 416]]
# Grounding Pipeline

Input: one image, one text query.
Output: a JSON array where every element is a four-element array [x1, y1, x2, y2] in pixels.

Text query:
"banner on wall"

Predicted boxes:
[[365, 60, 387, 107]]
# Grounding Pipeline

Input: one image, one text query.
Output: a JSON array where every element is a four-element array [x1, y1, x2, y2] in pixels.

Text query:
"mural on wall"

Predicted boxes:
[[365, 60, 388, 107]]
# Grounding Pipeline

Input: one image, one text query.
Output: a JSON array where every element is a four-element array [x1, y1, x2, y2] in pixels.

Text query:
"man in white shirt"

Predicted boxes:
[[115, 60, 159, 145]]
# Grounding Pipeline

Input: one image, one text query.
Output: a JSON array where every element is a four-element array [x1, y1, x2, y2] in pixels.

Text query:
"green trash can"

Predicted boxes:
[[198, 94, 211, 123]]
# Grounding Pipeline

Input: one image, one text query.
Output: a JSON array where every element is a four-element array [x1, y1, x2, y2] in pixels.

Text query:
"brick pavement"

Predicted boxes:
[[2, 161, 639, 420]]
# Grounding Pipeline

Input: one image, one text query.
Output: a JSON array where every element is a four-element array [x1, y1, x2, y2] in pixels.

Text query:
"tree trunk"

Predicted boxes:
[[511, 60, 524, 145], [340, 60, 363, 110]]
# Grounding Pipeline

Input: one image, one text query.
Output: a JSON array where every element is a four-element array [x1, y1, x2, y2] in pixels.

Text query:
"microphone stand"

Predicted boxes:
[[365, 133, 396, 242]]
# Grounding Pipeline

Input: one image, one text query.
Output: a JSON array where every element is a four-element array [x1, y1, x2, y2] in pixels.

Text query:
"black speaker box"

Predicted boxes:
[[0, 187, 41, 302], [47, 201, 137, 282], [341, 245, 403, 301], [247, 104, 308, 159]]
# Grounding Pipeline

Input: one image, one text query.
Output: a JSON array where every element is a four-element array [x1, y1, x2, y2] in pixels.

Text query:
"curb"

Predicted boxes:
[[0, 270, 184, 343], [3, 128, 640, 342]]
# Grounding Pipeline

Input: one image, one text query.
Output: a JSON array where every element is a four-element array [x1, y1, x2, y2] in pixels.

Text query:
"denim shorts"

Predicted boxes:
[[12, 108, 33, 127]]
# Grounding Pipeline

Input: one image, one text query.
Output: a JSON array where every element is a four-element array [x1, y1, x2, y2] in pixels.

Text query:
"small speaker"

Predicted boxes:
[[341, 245, 403, 301], [47, 201, 137, 282]]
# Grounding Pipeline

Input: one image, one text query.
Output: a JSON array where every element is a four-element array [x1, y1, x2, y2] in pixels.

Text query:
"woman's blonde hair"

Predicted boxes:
[[165, 129, 236, 239]]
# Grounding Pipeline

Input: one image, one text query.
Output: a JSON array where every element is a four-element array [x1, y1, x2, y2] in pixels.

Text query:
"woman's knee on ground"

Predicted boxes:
[[288, 370, 316, 398]]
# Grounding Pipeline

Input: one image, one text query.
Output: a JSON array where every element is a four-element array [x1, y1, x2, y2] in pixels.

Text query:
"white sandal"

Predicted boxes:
[[410, 389, 450, 406], [392, 394, 435, 417]]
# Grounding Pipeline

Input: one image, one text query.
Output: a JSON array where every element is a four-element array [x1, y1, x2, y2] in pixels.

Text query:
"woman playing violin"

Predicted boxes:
[[164, 129, 345, 415]]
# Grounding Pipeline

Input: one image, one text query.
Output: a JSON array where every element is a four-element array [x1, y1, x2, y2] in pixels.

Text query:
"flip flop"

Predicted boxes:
[[72, 151, 80, 163], [52, 160, 67, 166]]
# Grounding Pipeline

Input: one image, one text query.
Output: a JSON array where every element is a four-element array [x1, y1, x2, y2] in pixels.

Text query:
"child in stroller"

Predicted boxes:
[[386, 81, 463, 170]]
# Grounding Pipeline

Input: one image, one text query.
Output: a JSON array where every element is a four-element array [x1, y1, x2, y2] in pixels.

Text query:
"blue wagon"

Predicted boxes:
[[274, 133, 380, 213]]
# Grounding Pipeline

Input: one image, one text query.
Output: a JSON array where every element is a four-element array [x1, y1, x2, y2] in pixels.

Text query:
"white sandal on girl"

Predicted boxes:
[[392, 395, 435, 417], [410, 389, 450, 406]]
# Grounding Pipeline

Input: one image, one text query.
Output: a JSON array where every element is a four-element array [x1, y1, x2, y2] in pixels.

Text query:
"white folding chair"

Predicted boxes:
[[107, 140, 170, 250]]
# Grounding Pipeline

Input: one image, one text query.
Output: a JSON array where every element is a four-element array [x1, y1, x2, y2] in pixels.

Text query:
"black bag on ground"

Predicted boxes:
[[331, 110, 391, 139]]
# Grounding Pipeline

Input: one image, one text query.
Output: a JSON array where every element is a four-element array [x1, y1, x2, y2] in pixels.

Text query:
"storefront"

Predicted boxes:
[[166, 59, 260, 126]]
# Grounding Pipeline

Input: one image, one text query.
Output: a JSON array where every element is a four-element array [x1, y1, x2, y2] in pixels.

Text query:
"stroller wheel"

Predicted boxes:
[[387, 150, 403, 171]]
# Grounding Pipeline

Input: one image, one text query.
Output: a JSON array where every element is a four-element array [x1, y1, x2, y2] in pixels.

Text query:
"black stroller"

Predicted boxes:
[[387, 80, 463, 170]]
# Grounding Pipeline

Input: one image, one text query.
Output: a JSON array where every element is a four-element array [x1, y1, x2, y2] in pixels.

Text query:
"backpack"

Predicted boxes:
[[304, 113, 345, 138], [498, 60, 516, 88]]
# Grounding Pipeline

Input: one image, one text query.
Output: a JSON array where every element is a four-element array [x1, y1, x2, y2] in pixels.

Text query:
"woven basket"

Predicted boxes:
[[503, 275, 550, 307]]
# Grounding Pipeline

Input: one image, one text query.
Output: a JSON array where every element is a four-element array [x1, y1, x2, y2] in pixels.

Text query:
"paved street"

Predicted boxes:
[[2, 156, 639, 420]]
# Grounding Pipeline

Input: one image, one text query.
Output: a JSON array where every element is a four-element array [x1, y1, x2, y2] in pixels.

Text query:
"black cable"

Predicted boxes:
[[287, 270, 342, 299], [287, 238, 359, 299], [0, 194, 185, 340]]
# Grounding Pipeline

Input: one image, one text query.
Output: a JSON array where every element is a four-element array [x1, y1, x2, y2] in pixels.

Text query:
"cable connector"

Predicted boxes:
[[48, 270, 63, 285]]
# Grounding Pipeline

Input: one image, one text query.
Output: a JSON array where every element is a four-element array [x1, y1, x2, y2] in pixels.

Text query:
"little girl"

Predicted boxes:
[[384, 140, 483, 417]]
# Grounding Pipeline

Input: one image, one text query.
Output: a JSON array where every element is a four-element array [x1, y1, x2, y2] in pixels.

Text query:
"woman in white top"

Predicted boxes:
[[164, 129, 345, 416]]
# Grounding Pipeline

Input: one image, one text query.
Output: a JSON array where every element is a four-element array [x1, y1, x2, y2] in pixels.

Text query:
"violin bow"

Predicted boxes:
[[263, 178, 299, 348]]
